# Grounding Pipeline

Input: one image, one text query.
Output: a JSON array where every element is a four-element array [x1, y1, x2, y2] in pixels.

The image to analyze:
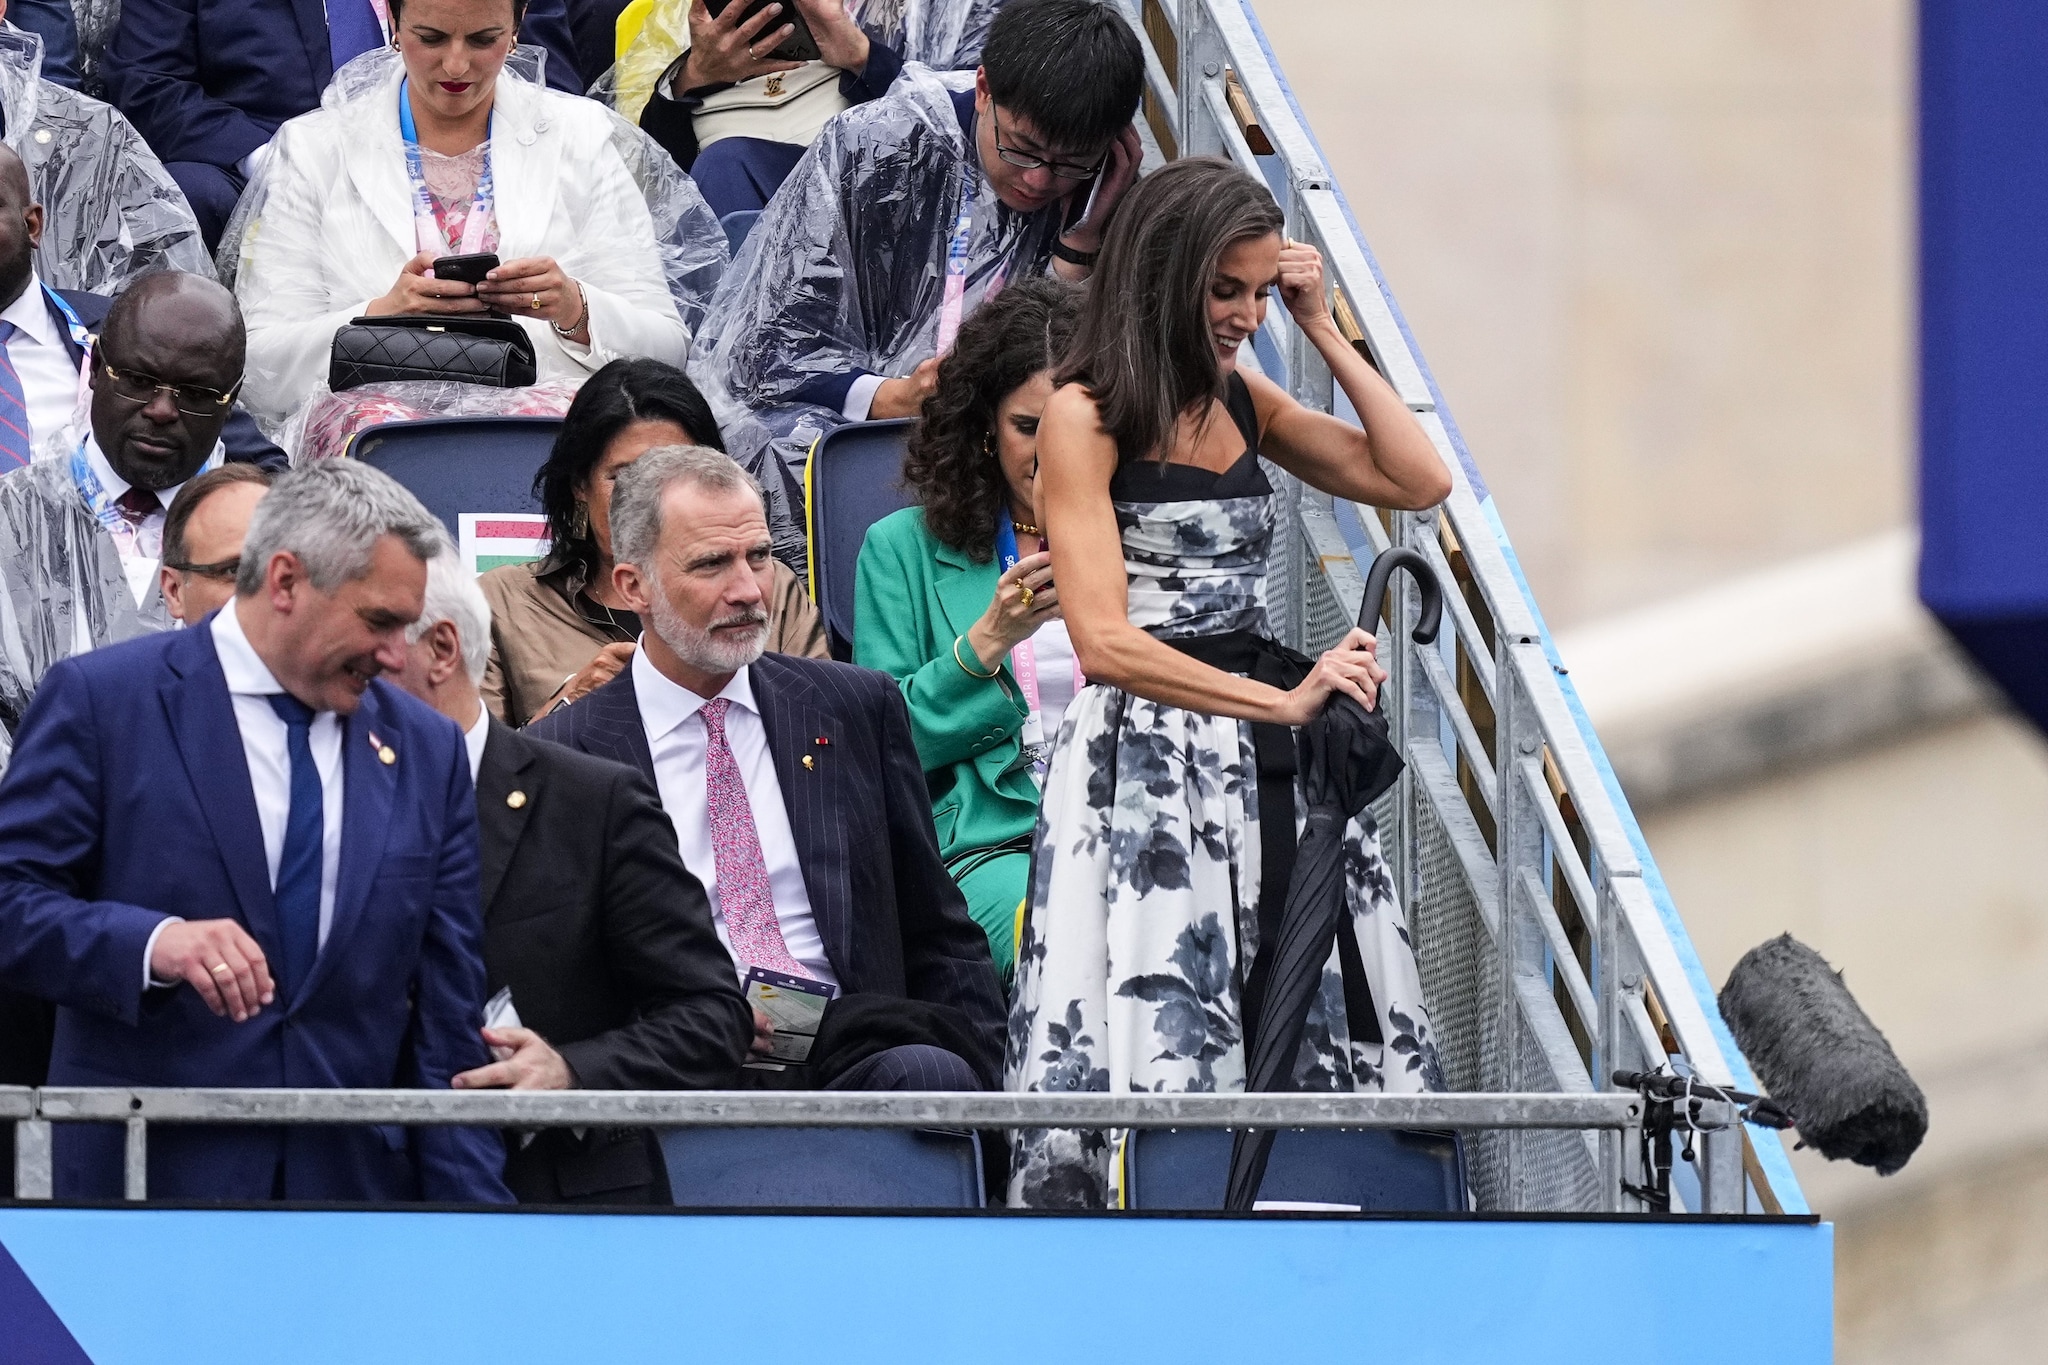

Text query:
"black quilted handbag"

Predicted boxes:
[[327, 313, 538, 393]]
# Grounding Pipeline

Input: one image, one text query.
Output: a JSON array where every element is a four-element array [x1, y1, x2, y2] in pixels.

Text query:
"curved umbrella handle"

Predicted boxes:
[[1358, 545, 1444, 645]]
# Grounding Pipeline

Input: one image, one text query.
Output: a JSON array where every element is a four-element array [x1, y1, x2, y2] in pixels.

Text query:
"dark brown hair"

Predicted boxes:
[[163, 464, 272, 569], [1055, 158, 1284, 461], [902, 277, 1081, 562]]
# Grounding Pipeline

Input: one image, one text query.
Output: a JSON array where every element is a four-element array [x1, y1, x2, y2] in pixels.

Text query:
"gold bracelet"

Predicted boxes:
[[952, 634, 999, 678]]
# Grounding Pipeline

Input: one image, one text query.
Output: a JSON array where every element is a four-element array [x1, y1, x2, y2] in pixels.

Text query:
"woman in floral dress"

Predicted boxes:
[[1006, 158, 1457, 1208]]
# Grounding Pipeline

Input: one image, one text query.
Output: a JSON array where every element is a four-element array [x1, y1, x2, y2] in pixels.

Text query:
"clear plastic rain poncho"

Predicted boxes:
[[606, 0, 1008, 124], [0, 458, 170, 770], [688, 66, 1064, 572], [0, 23, 211, 294], [221, 46, 728, 434]]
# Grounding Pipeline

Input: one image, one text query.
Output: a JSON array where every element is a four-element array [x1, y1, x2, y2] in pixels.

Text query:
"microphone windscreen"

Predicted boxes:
[[1717, 934, 1928, 1176]]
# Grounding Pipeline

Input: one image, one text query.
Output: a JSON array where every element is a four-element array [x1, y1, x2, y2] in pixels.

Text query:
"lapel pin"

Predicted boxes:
[[815, 736, 830, 746], [802, 755, 815, 770], [368, 731, 397, 765], [506, 790, 528, 809]]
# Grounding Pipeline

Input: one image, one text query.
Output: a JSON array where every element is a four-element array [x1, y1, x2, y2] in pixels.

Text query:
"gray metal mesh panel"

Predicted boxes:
[[1302, 543, 1352, 656], [1509, 1022, 1604, 1211], [1407, 789, 1509, 1209]]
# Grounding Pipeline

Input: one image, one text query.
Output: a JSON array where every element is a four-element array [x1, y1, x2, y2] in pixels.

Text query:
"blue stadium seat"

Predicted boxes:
[[721, 210, 762, 254], [805, 418, 915, 660], [346, 416, 563, 539], [661, 1128, 985, 1208], [1123, 1128, 1468, 1212]]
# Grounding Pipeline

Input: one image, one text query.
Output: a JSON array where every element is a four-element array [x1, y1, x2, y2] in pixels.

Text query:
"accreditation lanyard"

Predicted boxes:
[[44, 284, 95, 419], [934, 164, 1015, 356], [993, 512, 1081, 758], [397, 79, 496, 257], [70, 437, 223, 558]]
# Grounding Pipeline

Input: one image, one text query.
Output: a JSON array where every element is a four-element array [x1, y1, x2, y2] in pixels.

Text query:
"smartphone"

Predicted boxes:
[[432, 253, 499, 286], [706, 0, 821, 63]]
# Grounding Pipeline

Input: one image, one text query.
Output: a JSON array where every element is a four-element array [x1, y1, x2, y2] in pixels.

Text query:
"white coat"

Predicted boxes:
[[235, 65, 693, 424]]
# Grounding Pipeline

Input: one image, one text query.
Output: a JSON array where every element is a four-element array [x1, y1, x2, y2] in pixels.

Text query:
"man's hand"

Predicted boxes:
[[748, 1007, 776, 1059], [1060, 124, 1144, 253], [868, 356, 941, 419], [452, 1027, 575, 1089], [150, 919, 273, 1022], [679, 0, 804, 91]]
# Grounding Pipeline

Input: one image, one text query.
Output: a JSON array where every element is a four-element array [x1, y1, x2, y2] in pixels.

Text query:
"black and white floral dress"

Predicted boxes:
[[1004, 376, 1445, 1209]]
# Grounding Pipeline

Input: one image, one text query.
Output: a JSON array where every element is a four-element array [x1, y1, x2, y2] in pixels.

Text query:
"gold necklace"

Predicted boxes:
[[1011, 519, 1041, 537]]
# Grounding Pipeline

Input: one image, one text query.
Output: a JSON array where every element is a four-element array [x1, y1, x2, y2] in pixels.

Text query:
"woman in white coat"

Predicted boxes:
[[229, 0, 726, 427]]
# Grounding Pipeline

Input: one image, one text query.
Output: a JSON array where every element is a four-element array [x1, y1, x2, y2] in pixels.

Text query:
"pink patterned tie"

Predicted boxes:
[[701, 698, 807, 977]]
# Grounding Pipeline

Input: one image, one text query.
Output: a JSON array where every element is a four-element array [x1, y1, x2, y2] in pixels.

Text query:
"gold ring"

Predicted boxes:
[[1018, 585, 1035, 609], [532, 292, 541, 311], [210, 962, 232, 977]]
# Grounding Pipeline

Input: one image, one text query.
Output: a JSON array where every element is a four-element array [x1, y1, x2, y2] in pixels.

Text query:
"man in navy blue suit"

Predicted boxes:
[[0, 459, 510, 1202], [101, 0, 583, 247]]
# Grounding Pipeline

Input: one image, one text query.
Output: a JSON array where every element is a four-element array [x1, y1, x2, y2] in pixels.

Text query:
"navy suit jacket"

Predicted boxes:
[[51, 287, 287, 472], [528, 653, 1006, 1076], [103, 0, 583, 170], [0, 616, 510, 1202]]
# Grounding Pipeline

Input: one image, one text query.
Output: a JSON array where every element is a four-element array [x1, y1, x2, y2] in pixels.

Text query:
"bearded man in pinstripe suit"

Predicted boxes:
[[528, 444, 1004, 1092]]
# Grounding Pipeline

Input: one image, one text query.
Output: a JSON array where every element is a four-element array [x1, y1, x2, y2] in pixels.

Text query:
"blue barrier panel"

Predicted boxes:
[[0, 1208, 1830, 1362], [1918, 0, 2048, 728]]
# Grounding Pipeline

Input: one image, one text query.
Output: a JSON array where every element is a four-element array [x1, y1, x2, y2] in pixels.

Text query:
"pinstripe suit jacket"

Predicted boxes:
[[526, 651, 1006, 1074]]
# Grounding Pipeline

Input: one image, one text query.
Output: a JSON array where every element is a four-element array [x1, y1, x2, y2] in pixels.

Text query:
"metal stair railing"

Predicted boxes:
[[1123, 0, 1802, 1216], [5, 1086, 1697, 1206]]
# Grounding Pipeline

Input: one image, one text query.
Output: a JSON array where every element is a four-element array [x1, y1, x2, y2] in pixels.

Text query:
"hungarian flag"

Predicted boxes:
[[459, 513, 550, 576]]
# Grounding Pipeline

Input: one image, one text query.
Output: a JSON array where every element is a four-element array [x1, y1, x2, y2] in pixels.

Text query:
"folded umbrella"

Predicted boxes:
[[1225, 546, 1443, 1211]]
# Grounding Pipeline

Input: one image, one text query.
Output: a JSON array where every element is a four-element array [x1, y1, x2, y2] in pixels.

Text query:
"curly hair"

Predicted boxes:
[[902, 277, 1081, 562]]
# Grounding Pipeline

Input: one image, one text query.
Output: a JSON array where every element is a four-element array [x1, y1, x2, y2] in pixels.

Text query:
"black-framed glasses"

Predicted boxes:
[[990, 106, 1105, 182], [164, 556, 240, 581], [98, 362, 244, 416]]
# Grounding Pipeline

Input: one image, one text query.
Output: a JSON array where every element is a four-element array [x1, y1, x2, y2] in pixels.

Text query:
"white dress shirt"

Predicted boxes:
[[462, 705, 489, 783], [213, 603, 345, 945], [631, 645, 838, 988], [1, 270, 83, 447], [140, 605, 348, 987], [81, 433, 196, 607]]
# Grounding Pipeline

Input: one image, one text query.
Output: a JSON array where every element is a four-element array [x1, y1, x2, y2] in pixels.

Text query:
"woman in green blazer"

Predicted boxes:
[[853, 280, 1082, 977]]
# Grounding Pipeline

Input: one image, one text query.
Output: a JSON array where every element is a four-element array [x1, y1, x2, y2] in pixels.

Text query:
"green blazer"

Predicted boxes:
[[852, 507, 1041, 869]]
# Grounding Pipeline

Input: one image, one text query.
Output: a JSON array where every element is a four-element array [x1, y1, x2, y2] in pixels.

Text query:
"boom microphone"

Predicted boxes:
[[1717, 933, 1928, 1176]]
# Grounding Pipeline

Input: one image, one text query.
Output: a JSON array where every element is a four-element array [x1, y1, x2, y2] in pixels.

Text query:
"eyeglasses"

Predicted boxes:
[[99, 362, 244, 416], [164, 556, 240, 581], [990, 107, 1104, 182]]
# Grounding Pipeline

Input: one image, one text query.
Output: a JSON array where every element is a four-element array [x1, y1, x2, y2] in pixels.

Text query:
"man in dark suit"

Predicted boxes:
[[393, 544, 751, 1203], [530, 444, 1006, 1091], [101, 0, 584, 247], [0, 459, 509, 1202]]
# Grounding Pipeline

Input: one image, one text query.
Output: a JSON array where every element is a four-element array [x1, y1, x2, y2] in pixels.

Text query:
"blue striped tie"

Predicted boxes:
[[0, 321, 33, 468], [266, 693, 324, 998]]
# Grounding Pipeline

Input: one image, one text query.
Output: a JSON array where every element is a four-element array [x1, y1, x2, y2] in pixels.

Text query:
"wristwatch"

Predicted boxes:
[[1050, 237, 1099, 268]]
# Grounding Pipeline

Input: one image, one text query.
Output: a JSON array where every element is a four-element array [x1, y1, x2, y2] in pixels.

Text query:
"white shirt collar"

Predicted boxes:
[[463, 705, 489, 782], [211, 599, 290, 698], [630, 640, 756, 742], [80, 432, 204, 514], [0, 271, 60, 351]]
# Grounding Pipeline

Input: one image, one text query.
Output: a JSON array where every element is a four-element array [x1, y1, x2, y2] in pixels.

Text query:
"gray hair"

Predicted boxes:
[[609, 444, 764, 572], [406, 546, 493, 685], [236, 460, 447, 596]]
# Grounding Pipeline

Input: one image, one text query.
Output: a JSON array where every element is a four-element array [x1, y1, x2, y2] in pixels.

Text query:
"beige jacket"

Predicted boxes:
[[480, 558, 828, 724]]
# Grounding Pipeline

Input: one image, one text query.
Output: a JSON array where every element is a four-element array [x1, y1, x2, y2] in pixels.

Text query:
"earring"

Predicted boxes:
[[571, 502, 589, 538]]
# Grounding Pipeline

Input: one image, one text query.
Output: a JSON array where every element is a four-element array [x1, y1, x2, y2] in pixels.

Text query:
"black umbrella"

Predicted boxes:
[[1225, 547, 1443, 1211]]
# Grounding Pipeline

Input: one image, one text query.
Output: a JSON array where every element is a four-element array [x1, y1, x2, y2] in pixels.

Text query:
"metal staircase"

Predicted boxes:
[[1128, 0, 1806, 1216]]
